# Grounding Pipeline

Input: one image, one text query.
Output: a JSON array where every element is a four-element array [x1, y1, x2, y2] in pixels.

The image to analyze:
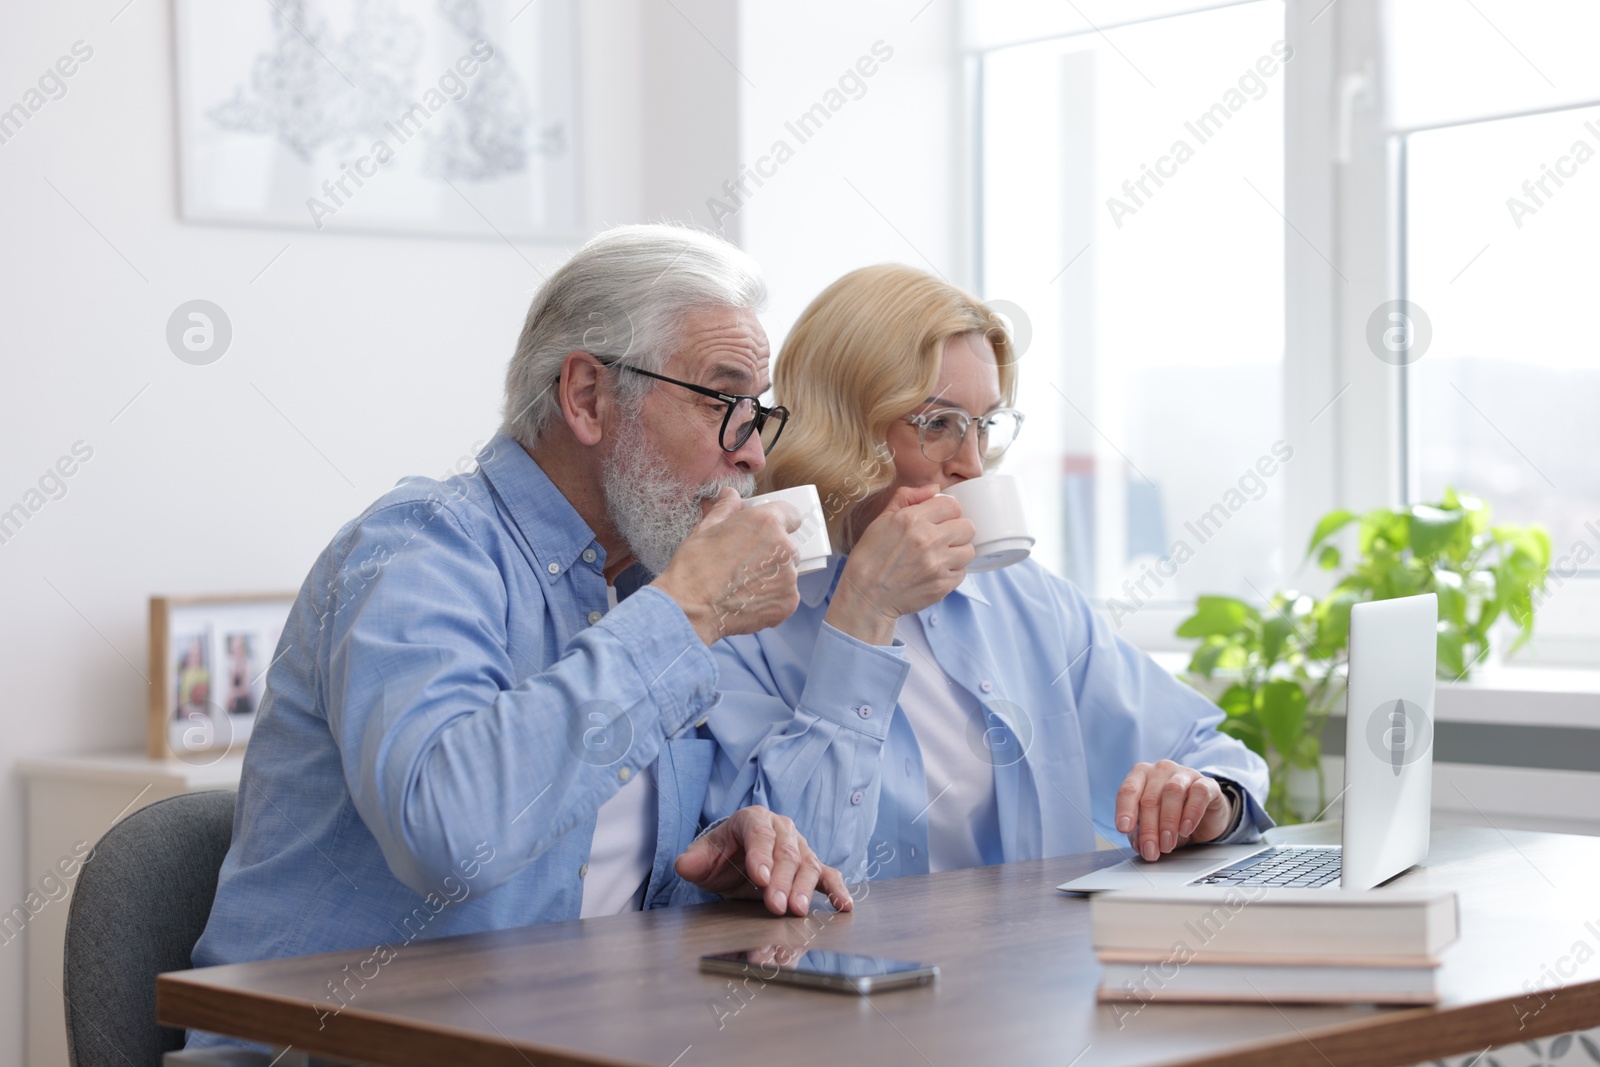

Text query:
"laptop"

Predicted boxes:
[[1058, 592, 1437, 893]]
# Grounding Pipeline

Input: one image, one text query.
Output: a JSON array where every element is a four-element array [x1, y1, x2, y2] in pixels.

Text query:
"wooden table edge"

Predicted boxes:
[[160, 968, 1600, 1067], [1169, 978, 1600, 1067], [158, 972, 656, 1067]]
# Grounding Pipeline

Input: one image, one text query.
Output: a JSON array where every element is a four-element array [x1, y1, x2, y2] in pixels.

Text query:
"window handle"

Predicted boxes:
[[1337, 62, 1375, 165]]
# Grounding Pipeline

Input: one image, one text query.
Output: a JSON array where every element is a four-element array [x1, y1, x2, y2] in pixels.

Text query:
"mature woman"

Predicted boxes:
[[706, 265, 1270, 883]]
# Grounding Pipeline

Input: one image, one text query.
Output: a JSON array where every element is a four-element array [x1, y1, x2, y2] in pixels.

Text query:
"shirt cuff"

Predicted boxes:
[[1204, 773, 1270, 843], [791, 621, 909, 742], [598, 585, 719, 739]]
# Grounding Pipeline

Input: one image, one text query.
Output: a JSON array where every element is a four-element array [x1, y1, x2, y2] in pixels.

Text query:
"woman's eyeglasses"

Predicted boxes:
[[903, 407, 1024, 464]]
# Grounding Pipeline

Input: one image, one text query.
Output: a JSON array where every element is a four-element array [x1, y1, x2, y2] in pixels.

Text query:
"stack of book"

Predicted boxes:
[[1091, 886, 1459, 1005]]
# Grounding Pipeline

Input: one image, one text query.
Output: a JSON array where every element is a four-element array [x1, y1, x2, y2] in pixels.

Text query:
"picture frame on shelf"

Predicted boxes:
[[148, 593, 295, 763]]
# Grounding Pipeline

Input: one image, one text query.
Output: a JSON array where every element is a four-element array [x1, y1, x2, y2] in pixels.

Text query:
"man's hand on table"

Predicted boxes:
[[674, 805, 855, 917], [1115, 759, 1237, 861]]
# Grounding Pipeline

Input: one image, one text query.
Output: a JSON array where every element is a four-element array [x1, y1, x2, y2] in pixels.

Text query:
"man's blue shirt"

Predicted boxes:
[[189, 435, 720, 1036]]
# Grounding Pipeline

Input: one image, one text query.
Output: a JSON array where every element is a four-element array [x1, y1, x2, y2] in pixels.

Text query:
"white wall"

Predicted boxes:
[[0, 0, 745, 1061], [0, 1, 958, 1058], [735, 0, 966, 349]]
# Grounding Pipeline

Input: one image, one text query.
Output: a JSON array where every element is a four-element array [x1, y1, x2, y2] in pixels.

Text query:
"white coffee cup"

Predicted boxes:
[[938, 474, 1033, 572], [743, 484, 833, 575]]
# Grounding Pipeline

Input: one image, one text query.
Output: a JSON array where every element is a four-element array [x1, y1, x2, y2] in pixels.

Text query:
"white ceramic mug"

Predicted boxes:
[[938, 474, 1033, 572], [743, 484, 832, 575]]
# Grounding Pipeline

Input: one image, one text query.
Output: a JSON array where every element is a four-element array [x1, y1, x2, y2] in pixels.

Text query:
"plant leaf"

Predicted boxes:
[[1530, 524, 1552, 569], [1176, 596, 1259, 639], [1257, 680, 1308, 757], [1433, 568, 1467, 627], [1189, 637, 1230, 678], [1409, 504, 1465, 559], [1453, 489, 1490, 538], [1436, 622, 1466, 681], [1495, 523, 1552, 570], [1360, 508, 1409, 556], [1306, 509, 1357, 559], [1261, 614, 1293, 666], [1217, 684, 1255, 718], [1314, 589, 1361, 651], [1317, 544, 1341, 570], [1220, 717, 1266, 758], [1216, 643, 1250, 671]]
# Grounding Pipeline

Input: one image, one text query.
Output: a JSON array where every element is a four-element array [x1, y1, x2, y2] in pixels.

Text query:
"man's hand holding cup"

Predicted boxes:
[[655, 487, 804, 645]]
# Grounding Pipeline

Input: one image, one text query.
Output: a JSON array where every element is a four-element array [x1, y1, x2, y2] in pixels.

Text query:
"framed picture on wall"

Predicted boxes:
[[172, 0, 583, 239], [148, 594, 295, 763]]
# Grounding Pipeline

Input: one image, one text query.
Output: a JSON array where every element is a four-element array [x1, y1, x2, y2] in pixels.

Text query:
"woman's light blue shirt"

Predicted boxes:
[[708, 555, 1272, 881]]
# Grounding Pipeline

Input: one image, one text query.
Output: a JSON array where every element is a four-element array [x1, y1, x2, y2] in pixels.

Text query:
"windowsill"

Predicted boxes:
[[1431, 664, 1600, 728], [1147, 652, 1600, 729]]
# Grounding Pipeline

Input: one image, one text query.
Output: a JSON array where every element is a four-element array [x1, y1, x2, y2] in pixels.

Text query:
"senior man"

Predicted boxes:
[[187, 225, 847, 1048]]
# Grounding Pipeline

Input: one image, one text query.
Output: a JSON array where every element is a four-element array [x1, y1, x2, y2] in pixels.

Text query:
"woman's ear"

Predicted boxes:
[[558, 351, 609, 447]]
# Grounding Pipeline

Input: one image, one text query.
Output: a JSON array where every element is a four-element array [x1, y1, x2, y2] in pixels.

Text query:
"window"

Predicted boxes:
[[1407, 107, 1600, 573], [973, 0, 1600, 662], [977, 0, 1288, 621], [1389, 0, 1600, 659]]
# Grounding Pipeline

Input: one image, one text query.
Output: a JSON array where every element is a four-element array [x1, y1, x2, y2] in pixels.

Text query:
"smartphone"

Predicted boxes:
[[699, 947, 939, 994]]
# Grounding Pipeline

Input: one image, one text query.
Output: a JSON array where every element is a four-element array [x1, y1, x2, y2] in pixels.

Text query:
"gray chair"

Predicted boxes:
[[62, 789, 237, 1067]]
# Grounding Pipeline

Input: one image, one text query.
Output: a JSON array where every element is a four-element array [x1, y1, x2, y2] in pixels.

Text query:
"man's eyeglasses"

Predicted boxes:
[[903, 407, 1024, 464], [608, 361, 790, 455]]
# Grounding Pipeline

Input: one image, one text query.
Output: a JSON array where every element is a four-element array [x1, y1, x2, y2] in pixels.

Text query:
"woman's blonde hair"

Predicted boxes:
[[762, 264, 1018, 550]]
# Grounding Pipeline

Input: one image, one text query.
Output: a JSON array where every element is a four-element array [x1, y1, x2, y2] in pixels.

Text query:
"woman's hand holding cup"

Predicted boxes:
[[826, 484, 975, 645]]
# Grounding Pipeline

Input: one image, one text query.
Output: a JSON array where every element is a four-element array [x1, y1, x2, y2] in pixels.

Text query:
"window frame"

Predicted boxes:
[[964, 0, 1334, 623], [964, 0, 1600, 660], [1381, 22, 1600, 653]]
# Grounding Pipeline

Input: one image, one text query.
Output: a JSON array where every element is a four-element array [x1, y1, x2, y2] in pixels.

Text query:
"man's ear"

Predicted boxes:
[[557, 351, 610, 447]]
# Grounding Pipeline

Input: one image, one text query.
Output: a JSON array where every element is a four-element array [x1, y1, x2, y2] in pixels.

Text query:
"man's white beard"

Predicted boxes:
[[601, 415, 755, 576]]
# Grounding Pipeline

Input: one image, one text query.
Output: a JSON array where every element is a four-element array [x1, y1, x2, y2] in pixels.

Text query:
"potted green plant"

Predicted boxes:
[[1175, 488, 1550, 824]]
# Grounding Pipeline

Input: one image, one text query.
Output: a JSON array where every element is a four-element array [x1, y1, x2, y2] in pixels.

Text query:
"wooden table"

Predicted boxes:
[[159, 826, 1600, 1067]]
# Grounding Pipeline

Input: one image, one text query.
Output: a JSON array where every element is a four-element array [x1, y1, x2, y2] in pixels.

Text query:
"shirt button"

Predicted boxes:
[[928, 613, 939, 626], [619, 766, 632, 782], [850, 790, 864, 805], [910, 846, 917, 859], [904, 758, 913, 777], [582, 548, 597, 563], [980, 680, 994, 693], [579, 863, 589, 878], [546, 562, 560, 575], [588, 610, 603, 624], [857, 704, 872, 719]]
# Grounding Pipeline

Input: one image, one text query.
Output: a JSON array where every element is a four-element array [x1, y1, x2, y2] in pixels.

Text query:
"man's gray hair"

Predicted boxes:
[[501, 223, 767, 447]]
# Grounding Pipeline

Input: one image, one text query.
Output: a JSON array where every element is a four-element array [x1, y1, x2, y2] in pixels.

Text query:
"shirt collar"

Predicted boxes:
[[951, 572, 992, 606], [475, 432, 600, 582], [798, 555, 992, 609]]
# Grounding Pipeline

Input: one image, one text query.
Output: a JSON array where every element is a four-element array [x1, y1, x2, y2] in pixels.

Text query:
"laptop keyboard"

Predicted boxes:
[[1189, 846, 1341, 888]]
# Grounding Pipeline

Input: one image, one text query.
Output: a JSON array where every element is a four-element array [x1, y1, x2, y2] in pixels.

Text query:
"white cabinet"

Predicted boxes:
[[17, 753, 243, 1067]]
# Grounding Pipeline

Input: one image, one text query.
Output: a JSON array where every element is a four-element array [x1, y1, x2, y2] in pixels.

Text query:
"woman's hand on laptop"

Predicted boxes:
[[674, 805, 855, 917], [1114, 760, 1235, 861]]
